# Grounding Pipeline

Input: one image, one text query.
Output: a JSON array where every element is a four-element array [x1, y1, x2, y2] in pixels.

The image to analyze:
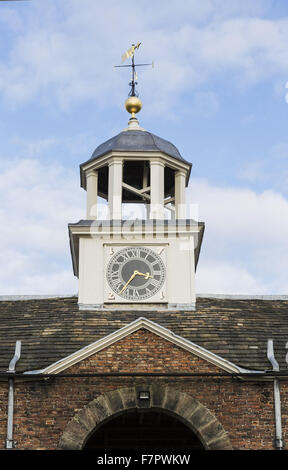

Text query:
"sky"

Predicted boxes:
[[0, 0, 288, 296]]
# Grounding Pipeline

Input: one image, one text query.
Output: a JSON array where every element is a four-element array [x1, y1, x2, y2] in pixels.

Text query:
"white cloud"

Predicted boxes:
[[189, 179, 288, 294], [0, 1, 287, 113], [0, 157, 84, 294], [237, 143, 288, 194], [0, 156, 287, 295], [11, 137, 58, 158], [238, 161, 265, 183], [196, 262, 270, 295]]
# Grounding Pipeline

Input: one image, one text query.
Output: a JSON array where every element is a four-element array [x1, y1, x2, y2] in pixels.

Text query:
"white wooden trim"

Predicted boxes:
[[24, 317, 260, 375], [81, 151, 191, 189]]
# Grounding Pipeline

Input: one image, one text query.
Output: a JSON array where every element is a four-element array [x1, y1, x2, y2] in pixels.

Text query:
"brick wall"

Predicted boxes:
[[0, 329, 284, 450]]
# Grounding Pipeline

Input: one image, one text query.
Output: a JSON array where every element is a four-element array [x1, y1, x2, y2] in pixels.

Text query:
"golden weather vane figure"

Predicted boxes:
[[121, 42, 142, 64], [114, 43, 154, 120]]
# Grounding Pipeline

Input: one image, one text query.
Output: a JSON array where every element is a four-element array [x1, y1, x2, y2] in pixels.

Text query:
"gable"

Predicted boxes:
[[24, 317, 259, 375], [57, 328, 224, 375]]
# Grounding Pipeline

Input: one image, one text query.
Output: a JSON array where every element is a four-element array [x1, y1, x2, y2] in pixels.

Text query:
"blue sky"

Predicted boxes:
[[0, 0, 288, 295]]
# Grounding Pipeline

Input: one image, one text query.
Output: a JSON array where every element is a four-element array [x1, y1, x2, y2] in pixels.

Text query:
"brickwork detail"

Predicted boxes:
[[58, 385, 232, 450], [0, 328, 281, 450]]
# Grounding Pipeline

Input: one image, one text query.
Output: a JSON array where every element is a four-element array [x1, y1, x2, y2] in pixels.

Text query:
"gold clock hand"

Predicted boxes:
[[135, 271, 153, 280], [120, 271, 153, 295], [120, 270, 137, 294]]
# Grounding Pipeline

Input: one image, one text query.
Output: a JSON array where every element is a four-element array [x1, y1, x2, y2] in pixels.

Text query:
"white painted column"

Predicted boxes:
[[86, 170, 98, 219], [143, 162, 150, 220], [108, 158, 123, 220], [175, 170, 186, 219], [150, 160, 164, 219]]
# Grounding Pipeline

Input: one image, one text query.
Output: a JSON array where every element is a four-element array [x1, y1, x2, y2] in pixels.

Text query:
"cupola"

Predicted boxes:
[[79, 44, 191, 221], [69, 43, 204, 310]]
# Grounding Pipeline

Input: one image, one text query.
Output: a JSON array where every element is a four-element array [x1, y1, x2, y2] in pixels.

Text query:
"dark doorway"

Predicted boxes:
[[84, 409, 204, 450]]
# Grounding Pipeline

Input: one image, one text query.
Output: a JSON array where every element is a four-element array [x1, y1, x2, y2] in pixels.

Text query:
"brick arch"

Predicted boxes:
[[58, 385, 232, 450]]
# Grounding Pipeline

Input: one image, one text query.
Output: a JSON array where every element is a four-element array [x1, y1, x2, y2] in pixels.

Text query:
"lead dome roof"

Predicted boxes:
[[88, 129, 191, 166]]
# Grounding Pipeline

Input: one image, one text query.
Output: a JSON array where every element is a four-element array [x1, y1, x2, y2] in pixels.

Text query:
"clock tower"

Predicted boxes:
[[69, 47, 204, 310]]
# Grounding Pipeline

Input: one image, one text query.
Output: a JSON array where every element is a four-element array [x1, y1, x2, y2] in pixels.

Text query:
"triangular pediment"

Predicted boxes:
[[24, 317, 258, 375]]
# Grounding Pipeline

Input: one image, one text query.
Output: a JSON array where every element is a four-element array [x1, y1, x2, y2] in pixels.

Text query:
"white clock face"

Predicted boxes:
[[106, 246, 166, 301]]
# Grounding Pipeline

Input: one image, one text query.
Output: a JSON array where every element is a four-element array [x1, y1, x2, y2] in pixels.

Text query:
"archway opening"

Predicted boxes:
[[83, 409, 204, 450]]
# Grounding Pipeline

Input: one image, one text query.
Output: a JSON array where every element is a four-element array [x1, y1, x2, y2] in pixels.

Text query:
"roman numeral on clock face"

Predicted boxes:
[[149, 278, 159, 287], [129, 248, 141, 258], [112, 281, 123, 292], [110, 271, 120, 280], [118, 252, 130, 262], [128, 288, 140, 298]]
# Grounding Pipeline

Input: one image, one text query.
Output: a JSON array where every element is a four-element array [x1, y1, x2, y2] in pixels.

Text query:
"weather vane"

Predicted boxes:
[[114, 43, 153, 125], [114, 42, 154, 98]]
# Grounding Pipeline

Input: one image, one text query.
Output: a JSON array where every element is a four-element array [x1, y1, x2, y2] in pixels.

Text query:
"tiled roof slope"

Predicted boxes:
[[0, 296, 287, 373]]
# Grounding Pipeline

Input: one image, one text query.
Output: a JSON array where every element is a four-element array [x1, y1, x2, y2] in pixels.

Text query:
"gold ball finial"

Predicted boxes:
[[125, 95, 142, 117]]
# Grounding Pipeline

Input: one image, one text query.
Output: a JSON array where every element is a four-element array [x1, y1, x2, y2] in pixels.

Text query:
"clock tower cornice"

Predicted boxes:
[[80, 150, 191, 192]]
